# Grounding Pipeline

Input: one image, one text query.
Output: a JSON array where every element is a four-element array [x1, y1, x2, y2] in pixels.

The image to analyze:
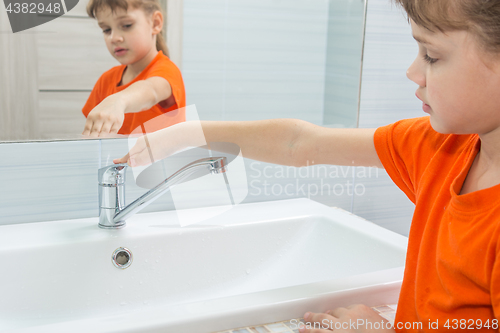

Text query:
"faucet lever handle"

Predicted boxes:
[[98, 163, 128, 186], [98, 163, 128, 229]]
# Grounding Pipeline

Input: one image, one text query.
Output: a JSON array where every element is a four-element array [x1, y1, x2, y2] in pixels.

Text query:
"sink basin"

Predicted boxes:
[[0, 198, 407, 333]]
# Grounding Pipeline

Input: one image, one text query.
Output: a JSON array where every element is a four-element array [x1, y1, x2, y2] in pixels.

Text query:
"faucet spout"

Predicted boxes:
[[98, 157, 227, 229]]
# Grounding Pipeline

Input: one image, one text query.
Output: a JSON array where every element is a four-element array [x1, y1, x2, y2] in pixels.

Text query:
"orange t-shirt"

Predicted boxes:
[[82, 51, 186, 135], [374, 116, 500, 332]]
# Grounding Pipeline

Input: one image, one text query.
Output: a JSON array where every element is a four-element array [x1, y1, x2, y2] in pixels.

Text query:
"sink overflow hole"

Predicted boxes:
[[116, 252, 129, 265], [112, 247, 133, 269]]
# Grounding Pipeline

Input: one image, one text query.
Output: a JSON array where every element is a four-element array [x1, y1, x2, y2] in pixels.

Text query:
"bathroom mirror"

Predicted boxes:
[[0, 0, 367, 142]]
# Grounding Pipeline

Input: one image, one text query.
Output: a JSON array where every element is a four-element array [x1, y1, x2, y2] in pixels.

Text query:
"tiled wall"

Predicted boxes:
[[0, 0, 421, 236], [182, 0, 364, 128], [353, 0, 422, 236], [182, 0, 329, 124], [0, 141, 99, 224], [323, 0, 365, 128]]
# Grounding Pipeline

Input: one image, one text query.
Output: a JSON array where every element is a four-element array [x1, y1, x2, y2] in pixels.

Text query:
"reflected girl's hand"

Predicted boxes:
[[82, 95, 125, 137]]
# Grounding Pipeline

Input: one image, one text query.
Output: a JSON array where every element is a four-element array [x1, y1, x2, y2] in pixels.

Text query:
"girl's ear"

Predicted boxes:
[[151, 10, 163, 35]]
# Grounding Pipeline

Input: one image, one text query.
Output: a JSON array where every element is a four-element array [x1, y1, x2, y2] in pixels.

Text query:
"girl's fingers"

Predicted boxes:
[[89, 121, 104, 138], [113, 153, 129, 165], [110, 122, 121, 134], [113, 134, 149, 165], [300, 311, 340, 332], [99, 121, 114, 137], [113, 146, 149, 166], [304, 311, 336, 325], [128, 148, 153, 167], [128, 136, 148, 156], [103, 117, 123, 136], [114, 133, 164, 168], [112, 136, 148, 167], [330, 307, 348, 318], [82, 120, 94, 136]]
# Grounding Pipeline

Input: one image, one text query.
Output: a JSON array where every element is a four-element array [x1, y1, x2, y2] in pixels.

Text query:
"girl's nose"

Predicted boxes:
[[406, 57, 426, 87], [110, 32, 124, 43]]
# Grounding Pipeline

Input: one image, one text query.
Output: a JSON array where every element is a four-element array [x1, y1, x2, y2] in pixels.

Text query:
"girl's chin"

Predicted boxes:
[[111, 53, 134, 65], [429, 116, 450, 134], [116, 59, 135, 67], [429, 117, 471, 135]]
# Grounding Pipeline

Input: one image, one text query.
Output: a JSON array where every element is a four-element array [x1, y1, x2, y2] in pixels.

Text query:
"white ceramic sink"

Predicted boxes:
[[0, 198, 407, 333]]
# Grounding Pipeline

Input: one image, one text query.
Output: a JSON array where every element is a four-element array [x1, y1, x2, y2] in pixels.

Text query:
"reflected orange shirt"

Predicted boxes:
[[82, 51, 186, 134], [374, 117, 500, 332]]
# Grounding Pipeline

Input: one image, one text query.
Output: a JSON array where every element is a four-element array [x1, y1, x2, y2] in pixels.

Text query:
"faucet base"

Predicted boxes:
[[98, 220, 126, 229]]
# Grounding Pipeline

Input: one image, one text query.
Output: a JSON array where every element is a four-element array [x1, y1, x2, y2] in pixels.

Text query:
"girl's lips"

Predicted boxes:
[[415, 92, 431, 113], [423, 102, 431, 113], [114, 48, 128, 56]]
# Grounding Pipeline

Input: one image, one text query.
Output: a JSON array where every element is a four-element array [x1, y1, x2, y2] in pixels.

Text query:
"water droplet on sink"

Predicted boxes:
[[155, 259, 159, 263], [139, 281, 144, 285], [119, 285, 124, 289], [145, 259, 149, 263], [120, 302, 127, 306], [106, 291, 110, 295], [246, 269, 251, 274]]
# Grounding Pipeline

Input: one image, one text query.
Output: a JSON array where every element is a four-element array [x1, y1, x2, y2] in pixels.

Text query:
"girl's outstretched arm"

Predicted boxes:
[[113, 119, 383, 169], [82, 77, 172, 137]]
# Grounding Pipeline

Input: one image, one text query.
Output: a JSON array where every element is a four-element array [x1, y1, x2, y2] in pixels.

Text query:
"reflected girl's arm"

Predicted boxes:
[[82, 77, 172, 137]]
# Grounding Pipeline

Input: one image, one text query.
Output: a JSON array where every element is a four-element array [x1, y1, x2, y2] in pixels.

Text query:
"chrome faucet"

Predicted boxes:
[[97, 156, 227, 229]]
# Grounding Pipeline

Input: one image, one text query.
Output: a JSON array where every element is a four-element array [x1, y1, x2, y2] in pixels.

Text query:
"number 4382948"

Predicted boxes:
[[5, 2, 61, 14], [444, 319, 498, 330]]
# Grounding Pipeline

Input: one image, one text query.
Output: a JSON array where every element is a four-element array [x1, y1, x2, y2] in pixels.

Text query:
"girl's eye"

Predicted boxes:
[[102, 28, 111, 34], [123, 24, 132, 29], [423, 54, 438, 64]]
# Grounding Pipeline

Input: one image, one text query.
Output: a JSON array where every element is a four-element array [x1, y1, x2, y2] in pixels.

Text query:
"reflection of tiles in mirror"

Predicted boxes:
[[212, 304, 397, 333]]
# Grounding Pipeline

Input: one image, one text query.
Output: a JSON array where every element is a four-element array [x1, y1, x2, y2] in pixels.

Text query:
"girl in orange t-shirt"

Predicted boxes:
[[114, 0, 500, 331], [81, 0, 185, 137]]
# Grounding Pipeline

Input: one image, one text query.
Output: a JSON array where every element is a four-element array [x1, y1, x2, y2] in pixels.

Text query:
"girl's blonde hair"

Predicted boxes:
[[86, 0, 169, 57], [393, 0, 500, 54]]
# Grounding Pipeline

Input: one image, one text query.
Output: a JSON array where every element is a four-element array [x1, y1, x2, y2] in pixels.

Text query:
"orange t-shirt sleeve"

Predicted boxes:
[[146, 59, 186, 110], [373, 116, 447, 204]]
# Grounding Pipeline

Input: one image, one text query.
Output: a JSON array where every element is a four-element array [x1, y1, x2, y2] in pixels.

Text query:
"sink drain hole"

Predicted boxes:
[[112, 247, 133, 269]]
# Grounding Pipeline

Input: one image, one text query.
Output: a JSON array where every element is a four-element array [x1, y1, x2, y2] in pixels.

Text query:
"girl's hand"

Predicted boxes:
[[300, 304, 395, 333], [82, 95, 125, 137]]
